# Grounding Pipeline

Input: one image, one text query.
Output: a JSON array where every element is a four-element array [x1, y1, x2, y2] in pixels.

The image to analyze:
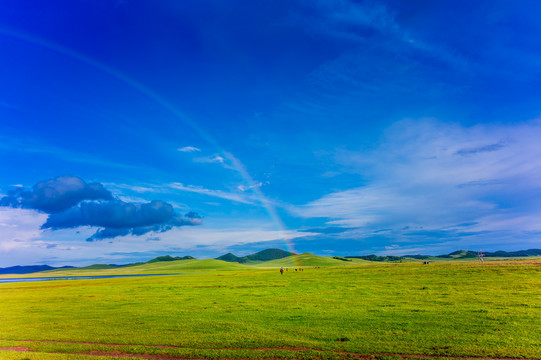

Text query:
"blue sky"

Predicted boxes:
[[1, 0, 541, 266]]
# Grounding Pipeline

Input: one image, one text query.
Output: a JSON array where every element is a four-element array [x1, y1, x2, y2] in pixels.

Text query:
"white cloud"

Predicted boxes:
[[193, 154, 225, 164], [104, 181, 260, 206], [169, 182, 257, 205], [0, 208, 47, 254], [177, 146, 201, 152], [294, 0, 397, 42], [292, 119, 541, 247], [0, 222, 318, 267], [237, 182, 264, 192], [156, 226, 317, 252]]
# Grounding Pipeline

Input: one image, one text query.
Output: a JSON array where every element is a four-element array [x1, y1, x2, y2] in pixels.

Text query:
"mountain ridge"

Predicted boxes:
[[0, 265, 75, 275]]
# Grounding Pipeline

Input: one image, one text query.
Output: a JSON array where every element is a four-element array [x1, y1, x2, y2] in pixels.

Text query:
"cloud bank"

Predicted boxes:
[[294, 119, 541, 252], [0, 176, 201, 241]]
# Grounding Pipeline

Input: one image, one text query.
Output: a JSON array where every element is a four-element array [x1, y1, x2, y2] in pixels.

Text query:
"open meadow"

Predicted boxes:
[[0, 257, 540, 360]]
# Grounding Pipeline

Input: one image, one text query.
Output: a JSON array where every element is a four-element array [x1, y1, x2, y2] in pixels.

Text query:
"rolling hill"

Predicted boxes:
[[0, 265, 74, 275], [254, 253, 369, 267], [2, 248, 540, 277], [37, 258, 250, 277], [216, 248, 293, 263]]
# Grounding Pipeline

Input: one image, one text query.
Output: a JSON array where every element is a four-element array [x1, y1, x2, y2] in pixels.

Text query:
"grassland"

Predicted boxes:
[[0, 258, 540, 360]]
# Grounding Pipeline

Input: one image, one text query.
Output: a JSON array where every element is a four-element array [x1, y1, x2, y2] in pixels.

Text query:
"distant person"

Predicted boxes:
[[280, 267, 284, 275]]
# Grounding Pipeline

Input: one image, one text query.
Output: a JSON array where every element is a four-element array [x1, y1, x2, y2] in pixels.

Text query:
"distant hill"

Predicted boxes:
[[1, 254, 196, 275], [258, 252, 365, 267], [434, 249, 541, 259], [484, 249, 541, 257], [216, 253, 244, 263], [216, 248, 294, 263], [437, 250, 478, 259], [40, 258, 249, 276], [347, 249, 541, 261], [2, 248, 540, 275], [345, 255, 405, 262], [146, 255, 195, 263], [0, 265, 74, 275], [402, 254, 432, 260]]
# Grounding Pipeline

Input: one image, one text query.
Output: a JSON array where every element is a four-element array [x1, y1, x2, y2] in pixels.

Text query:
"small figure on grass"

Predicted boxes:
[[478, 249, 484, 264], [280, 267, 284, 275]]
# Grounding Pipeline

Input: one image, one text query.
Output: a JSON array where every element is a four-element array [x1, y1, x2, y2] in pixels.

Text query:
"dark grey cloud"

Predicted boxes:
[[0, 175, 112, 213], [185, 211, 202, 219], [43, 200, 201, 241], [44, 200, 176, 229], [455, 142, 505, 156], [298, 226, 354, 234], [86, 228, 131, 241], [1, 176, 201, 241], [457, 179, 506, 188]]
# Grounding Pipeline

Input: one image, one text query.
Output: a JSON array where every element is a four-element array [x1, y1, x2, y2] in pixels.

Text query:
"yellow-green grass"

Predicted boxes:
[[1, 260, 540, 359], [0, 255, 368, 279]]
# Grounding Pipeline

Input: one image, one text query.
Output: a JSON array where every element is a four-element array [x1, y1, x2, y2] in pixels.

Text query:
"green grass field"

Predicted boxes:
[[1, 258, 540, 360]]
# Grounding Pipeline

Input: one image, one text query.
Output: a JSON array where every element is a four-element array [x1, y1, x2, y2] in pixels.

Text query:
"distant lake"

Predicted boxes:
[[0, 273, 183, 283]]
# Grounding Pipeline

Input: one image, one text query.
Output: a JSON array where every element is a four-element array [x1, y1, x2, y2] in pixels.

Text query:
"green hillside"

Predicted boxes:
[[36, 258, 250, 277], [45, 264, 123, 272], [216, 248, 293, 264], [215, 252, 244, 263], [244, 248, 293, 262], [254, 253, 369, 267], [438, 250, 478, 259], [146, 255, 195, 263], [8, 247, 541, 279], [13, 254, 366, 278], [405, 249, 541, 261]]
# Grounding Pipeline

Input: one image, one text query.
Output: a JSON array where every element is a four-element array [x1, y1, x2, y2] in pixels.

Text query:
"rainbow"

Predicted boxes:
[[0, 27, 301, 266]]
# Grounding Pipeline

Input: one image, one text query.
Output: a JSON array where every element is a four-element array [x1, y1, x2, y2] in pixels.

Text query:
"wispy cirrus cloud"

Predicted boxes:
[[238, 182, 266, 192], [292, 0, 397, 42], [193, 154, 226, 164], [292, 119, 541, 252], [455, 142, 506, 156], [0, 135, 138, 170], [104, 181, 262, 205], [168, 182, 257, 205], [177, 146, 201, 152]]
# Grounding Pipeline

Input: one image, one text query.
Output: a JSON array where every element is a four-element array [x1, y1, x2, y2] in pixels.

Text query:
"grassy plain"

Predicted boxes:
[[0, 258, 540, 360]]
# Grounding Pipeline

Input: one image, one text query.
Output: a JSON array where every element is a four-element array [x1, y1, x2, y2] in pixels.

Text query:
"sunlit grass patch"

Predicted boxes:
[[1, 261, 539, 359]]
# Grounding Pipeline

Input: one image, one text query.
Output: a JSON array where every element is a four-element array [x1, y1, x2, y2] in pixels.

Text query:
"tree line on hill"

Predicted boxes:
[[345, 249, 541, 262]]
